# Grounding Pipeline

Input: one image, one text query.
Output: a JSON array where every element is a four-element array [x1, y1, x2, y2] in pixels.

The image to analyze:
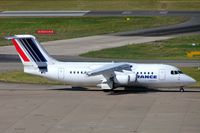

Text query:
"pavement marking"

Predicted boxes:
[[0, 11, 90, 17]]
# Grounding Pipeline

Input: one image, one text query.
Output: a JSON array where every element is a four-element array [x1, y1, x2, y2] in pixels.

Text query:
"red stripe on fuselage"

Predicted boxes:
[[12, 39, 30, 62]]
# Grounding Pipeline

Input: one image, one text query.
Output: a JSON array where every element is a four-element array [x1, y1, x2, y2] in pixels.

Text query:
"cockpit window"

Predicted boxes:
[[174, 71, 178, 74], [171, 71, 174, 75], [171, 70, 183, 75], [178, 70, 183, 74]]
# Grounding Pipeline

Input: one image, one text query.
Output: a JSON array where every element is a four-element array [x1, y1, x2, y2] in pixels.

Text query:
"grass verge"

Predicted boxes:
[[0, 0, 200, 11], [0, 67, 199, 87], [0, 71, 64, 85], [81, 34, 200, 60], [0, 16, 187, 46]]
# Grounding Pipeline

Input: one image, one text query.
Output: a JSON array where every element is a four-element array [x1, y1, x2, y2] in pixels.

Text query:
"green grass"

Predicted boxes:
[[0, 70, 64, 85], [0, 67, 199, 87], [0, 16, 187, 46], [0, 0, 200, 11], [81, 34, 200, 60]]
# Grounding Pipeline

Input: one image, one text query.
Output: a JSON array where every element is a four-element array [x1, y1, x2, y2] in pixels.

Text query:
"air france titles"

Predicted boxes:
[[137, 74, 157, 79]]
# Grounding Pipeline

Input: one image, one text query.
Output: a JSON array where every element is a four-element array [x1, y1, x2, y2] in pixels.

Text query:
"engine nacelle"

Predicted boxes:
[[114, 74, 136, 85]]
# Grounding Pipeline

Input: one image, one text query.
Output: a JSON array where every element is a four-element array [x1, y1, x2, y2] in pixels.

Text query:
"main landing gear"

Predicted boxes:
[[103, 89, 111, 92], [180, 87, 184, 92]]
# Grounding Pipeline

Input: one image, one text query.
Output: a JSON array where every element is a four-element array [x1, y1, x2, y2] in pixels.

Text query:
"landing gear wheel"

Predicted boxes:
[[180, 87, 184, 92], [103, 89, 112, 92]]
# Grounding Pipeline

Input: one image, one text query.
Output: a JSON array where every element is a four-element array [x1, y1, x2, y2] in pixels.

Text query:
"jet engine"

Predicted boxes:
[[114, 74, 136, 85]]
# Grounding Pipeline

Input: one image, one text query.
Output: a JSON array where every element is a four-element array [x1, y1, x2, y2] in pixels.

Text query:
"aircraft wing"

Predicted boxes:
[[87, 63, 132, 76]]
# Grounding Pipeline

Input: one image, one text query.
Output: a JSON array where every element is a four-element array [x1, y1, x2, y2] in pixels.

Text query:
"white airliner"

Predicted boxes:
[[6, 35, 196, 92]]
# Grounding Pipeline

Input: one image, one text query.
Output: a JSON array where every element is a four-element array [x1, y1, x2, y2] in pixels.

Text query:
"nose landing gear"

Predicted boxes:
[[180, 87, 184, 92]]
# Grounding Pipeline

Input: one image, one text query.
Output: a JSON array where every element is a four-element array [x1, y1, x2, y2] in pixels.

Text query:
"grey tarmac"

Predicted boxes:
[[0, 35, 173, 56], [0, 82, 199, 133], [0, 10, 200, 17]]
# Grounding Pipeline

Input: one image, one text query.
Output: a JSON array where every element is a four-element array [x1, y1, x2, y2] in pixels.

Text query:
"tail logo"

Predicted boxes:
[[12, 39, 30, 62], [11, 37, 47, 63]]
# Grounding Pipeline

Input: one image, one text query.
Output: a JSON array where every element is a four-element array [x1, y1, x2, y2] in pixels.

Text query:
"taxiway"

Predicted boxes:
[[0, 83, 199, 133]]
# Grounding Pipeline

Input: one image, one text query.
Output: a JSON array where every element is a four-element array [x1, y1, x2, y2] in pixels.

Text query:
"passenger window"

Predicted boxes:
[[144, 72, 146, 74], [140, 72, 142, 74], [151, 72, 153, 74], [148, 72, 150, 74], [73, 71, 75, 74], [70, 71, 72, 74], [175, 71, 178, 74]]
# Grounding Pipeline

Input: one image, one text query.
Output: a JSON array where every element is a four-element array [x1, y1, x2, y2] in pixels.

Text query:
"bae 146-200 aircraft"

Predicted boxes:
[[6, 35, 196, 92]]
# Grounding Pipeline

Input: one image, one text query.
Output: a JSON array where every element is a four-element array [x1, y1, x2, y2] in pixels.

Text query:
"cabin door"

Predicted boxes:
[[58, 68, 65, 80], [159, 69, 166, 80]]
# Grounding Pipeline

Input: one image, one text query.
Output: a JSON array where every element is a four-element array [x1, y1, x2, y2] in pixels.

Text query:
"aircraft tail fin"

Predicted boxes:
[[5, 35, 57, 73]]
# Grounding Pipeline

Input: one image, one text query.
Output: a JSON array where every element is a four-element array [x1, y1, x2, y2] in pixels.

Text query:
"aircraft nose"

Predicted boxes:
[[185, 75, 196, 84], [189, 76, 196, 83]]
